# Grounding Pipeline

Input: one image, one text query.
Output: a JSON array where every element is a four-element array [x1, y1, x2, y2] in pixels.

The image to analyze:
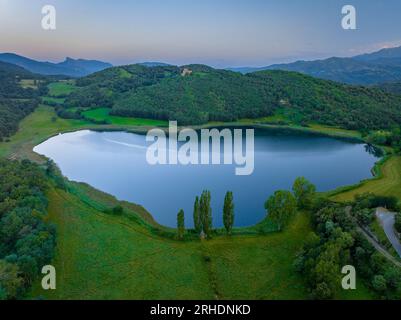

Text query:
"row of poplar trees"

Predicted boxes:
[[176, 190, 234, 240]]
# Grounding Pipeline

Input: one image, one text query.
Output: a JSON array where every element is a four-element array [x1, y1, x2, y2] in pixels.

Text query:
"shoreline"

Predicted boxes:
[[0, 105, 391, 234]]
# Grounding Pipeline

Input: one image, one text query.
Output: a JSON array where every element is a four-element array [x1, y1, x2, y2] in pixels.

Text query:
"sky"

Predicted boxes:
[[0, 0, 401, 67]]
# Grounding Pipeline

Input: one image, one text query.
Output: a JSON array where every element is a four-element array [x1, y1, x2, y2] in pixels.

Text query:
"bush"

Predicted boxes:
[[112, 205, 124, 215], [372, 275, 387, 292]]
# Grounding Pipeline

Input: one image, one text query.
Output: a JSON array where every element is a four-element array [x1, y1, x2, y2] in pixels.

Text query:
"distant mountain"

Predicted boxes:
[[58, 57, 112, 75], [0, 53, 112, 77], [355, 46, 401, 62], [227, 66, 269, 74], [0, 60, 35, 78], [227, 46, 401, 85], [138, 62, 173, 67], [375, 81, 401, 95]]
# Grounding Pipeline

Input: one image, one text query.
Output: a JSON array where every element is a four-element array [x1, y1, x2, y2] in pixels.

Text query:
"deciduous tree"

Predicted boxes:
[[264, 190, 297, 231], [292, 177, 316, 209]]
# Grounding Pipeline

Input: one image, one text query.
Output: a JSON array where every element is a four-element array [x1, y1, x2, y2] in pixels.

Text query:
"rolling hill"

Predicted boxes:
[[228, 46, 401, 85], [65, 64, 401, 130], [0, 53, 112, 77]]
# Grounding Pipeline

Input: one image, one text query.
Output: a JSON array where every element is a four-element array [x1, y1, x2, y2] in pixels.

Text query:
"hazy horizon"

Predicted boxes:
[[1, 0, 401, 68]]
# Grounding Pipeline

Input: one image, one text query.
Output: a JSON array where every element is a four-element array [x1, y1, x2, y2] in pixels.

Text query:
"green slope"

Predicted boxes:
[[65, 64, 401, 130]]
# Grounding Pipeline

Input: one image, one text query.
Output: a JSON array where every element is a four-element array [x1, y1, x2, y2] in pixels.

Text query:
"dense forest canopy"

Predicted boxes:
[[65, 64, 401, 130], [0, 62, 46, 141], [0, 160, 55, 299]]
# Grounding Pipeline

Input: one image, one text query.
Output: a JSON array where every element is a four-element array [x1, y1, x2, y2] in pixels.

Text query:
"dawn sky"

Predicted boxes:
[[0, 0, 400, 67]]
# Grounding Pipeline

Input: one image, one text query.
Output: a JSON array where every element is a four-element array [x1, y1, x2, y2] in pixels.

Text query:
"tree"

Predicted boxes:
[[264, 190, 297, 231], [193, 196, 201, 234], [200, 190, 212, 237], [177, 209, 185, 240], [223, 191, 234, 235], [0, 260, 23, 299], [112, 205, 124, 215], [292, 177, 316, 209], [372, 275, 387, 292]]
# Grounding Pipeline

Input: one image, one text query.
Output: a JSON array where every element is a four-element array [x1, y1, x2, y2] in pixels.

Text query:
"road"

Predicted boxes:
[[376, 208, 401, 259], [357, 226, 401, 268]]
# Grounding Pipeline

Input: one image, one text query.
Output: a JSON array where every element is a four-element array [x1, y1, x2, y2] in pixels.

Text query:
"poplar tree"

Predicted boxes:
[[193, 196, 202, 234], [177, 209, 185, 240], [223, 191, 234, 235], [200, 190, 212, 237]]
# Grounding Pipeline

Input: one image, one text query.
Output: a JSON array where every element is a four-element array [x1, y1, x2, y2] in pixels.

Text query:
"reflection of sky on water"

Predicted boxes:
[[34, 129, 380, 227]]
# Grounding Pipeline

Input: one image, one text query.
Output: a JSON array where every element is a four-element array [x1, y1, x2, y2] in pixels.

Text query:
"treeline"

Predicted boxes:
[[0, 61, 47, 141], [176, 190, 234, 240], [65, 64, 401, 130], [176, 177, 315, 239], [0, 160, 56, 300], [366, 127, 401, 152], [294, 193, 401, 300], [0, 99, 39, 142]]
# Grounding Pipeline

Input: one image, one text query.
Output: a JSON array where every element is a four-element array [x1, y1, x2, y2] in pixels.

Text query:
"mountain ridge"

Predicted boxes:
[[227, 46, 401, 85], [0, 53, 112, 77]]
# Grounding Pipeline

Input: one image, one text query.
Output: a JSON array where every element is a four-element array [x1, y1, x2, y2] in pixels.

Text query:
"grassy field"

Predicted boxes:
[[48, 81, 77, 97], [28, 183, 311, 300], [83, 107, 168, 127], [19, 79, 41, 89], [0, 106, 91, 161], [42, 96, 66, 104], [28, 182, 373, 300], [331, 156, 401, 202]]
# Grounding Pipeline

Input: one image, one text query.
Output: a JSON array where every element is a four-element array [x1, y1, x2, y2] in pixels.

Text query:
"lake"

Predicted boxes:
[[33, 128, 380, 227]]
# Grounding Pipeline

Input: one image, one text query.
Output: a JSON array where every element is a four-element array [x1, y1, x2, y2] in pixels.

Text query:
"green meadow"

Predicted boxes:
[[47, 81, 77, 97], [331, 156, 401, 202], [83, 107, 168, 127]]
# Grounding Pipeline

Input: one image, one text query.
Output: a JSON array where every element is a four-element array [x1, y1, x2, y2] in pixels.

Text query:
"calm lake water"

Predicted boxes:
[[34, 129, 380, 227]]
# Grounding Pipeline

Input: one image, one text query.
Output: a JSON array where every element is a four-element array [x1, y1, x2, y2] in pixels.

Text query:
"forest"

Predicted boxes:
[[65, 64, 401, 130], [0, 159, 56, 299], [294, 193, 401, 300]]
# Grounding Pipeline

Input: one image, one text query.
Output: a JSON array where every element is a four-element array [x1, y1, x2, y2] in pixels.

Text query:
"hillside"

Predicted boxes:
[[228, 46, 401, 85], [0, 53, 112, 77], [65, 64, 401, 130], [0, 62, 44, 141]]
